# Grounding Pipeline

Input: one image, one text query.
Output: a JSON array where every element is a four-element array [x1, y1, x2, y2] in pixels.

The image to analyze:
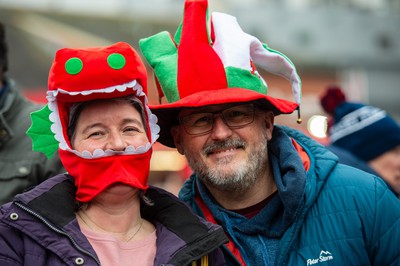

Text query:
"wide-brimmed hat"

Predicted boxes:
[[139, 0, 302, 147]]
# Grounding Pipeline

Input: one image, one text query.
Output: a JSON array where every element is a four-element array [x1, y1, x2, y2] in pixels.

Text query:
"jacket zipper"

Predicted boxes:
[[15, 202, 101, 265]]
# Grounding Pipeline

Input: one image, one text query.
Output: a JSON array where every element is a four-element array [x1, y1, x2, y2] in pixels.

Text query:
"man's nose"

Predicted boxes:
[[209, 115, 233, 140]]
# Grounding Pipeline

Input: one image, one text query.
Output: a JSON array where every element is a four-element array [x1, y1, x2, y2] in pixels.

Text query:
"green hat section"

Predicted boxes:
[[140, 32, 180, 103], [26, 105, 58, 159], [224, 66, 268, 94]]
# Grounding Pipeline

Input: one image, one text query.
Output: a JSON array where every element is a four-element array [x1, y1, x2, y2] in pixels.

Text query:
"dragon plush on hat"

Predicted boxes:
[[27, 42, 159, 202]]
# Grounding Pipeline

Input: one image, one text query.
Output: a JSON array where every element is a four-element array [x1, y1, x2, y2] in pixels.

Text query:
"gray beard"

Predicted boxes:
[[183, 131, 269, 193]]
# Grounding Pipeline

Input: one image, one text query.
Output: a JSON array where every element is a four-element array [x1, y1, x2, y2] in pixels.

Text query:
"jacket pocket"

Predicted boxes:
[[0, 160, 37, 204]]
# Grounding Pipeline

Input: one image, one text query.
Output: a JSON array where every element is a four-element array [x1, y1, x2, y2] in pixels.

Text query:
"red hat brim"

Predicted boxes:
[[150, 88, 298, 147]]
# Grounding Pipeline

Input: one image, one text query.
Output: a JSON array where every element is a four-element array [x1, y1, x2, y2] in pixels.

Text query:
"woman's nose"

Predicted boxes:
[[105, 133, 126, 151]]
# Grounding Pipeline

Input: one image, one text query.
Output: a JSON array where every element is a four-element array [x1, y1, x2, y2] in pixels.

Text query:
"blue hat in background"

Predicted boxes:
[[321, 87, 400, 162]]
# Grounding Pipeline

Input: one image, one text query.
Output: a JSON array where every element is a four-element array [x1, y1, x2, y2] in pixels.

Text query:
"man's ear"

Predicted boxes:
[[171, 126, 184, 155], [264, 111, 275, 141]]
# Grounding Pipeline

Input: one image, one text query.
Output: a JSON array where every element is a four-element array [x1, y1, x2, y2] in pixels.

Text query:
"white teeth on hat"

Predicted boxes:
[[47, 80, 138, 100], [74, 143, 153, 159]]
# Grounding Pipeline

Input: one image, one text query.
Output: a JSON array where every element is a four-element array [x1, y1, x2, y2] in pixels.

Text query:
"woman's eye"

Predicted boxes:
[[124, 127, 141, 133], [88, 131, 103, 138]]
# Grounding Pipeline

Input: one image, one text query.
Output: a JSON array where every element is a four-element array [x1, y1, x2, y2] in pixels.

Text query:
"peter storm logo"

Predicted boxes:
[[307, 250, 334, 265]]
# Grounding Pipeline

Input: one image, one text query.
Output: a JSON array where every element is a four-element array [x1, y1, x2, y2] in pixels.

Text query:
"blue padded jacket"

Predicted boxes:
[[179, 125, 400, 266]]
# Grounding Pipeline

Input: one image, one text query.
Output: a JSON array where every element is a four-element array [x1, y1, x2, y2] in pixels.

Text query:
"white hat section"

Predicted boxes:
[[211, 12, 302, 104]]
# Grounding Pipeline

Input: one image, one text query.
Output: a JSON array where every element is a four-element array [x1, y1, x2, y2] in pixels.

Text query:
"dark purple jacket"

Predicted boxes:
[[0, 174, 227, 265]]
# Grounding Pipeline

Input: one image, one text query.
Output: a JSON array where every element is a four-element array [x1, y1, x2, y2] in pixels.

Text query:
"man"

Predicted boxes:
[[0, 22, 64, 204], [320, 86, 400, 196], [139, 0, 400, 265]]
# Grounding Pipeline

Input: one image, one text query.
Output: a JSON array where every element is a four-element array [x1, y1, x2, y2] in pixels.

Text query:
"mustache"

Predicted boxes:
[[203, 138, 247, 155]]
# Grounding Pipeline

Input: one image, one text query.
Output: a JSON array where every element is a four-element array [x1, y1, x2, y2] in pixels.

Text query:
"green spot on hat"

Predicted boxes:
[[65, 57, 83, 75], [107, 53, 126, 70]]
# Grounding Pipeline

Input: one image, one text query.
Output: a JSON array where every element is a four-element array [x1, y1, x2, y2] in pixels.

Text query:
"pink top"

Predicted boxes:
[[81, 227, 157, 265]]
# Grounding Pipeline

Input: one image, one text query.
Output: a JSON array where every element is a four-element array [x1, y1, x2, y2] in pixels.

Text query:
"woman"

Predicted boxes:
[[0, 42, 227, 265]]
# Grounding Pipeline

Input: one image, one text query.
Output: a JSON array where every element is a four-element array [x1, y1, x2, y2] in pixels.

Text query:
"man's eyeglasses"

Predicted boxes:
[[179, 104, 256, 135]]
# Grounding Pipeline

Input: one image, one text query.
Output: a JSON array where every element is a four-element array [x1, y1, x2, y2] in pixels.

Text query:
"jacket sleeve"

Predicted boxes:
[[0, 215, 24, 265], [368, 177, 400, 265], [191, 249, 226, 266], [208, 248, 227, 266]]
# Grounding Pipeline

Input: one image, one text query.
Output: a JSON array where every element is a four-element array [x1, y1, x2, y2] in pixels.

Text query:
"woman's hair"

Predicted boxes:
[[67, 95, 147, 142]]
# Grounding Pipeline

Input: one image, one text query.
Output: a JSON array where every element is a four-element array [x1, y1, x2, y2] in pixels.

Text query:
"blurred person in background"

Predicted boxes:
[[320, 85, 400, 197], [0, 21, 64, 204], [0, 42, 226, 265], [139, 0, 400, 265]]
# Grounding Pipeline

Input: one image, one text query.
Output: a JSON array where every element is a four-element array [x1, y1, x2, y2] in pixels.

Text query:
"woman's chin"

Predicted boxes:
[[103, 183, 138, 196]]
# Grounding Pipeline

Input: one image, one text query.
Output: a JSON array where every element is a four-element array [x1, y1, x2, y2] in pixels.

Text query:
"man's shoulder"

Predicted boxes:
[[326, 163, 382, 188], [315, 163, 392, 206]]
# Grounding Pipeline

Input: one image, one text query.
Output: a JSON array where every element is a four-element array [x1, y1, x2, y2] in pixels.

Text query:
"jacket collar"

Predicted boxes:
[[280, 125, 339, 208]]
